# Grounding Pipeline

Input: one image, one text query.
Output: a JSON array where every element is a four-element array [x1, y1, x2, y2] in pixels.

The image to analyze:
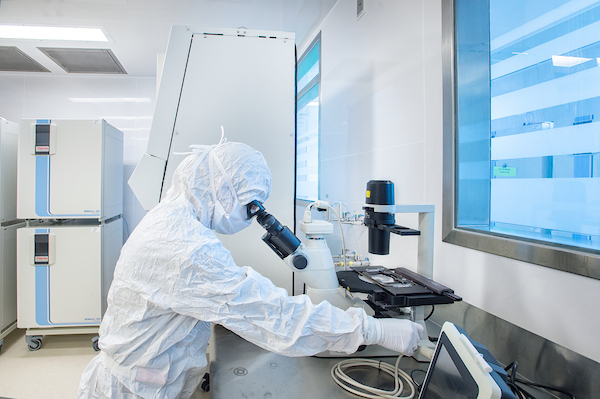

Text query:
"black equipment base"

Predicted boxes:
[[337, 266, 462, 310]]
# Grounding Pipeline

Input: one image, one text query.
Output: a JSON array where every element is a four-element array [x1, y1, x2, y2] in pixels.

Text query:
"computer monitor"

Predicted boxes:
[[419, 322, 517, 399]]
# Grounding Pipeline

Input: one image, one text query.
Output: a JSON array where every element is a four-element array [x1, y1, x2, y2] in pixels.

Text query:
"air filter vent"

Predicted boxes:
[[0, 46, 50, 72], [38, 47, 127, 74]]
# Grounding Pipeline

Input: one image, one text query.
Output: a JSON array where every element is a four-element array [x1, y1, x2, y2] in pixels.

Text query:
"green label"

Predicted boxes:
[[493, 167, 517, 177]]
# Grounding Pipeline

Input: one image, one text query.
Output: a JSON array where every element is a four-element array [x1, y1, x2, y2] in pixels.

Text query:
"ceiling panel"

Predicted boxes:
[[0, 46, 50, 72], [38, 47, 126, 74]]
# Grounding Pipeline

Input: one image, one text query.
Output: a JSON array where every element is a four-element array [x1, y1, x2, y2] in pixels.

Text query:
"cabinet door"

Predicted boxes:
[[19, 227, 102, 326], [49, 120, 102, 216]]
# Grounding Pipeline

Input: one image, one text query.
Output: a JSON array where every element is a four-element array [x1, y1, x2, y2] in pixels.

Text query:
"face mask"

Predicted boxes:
[[212, 199, 252, 235], [208, 151, 252, 235]]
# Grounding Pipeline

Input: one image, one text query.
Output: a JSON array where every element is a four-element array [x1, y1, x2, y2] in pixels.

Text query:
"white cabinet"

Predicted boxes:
[[17, 118, 123, 220], [17, 219, 122, 330]]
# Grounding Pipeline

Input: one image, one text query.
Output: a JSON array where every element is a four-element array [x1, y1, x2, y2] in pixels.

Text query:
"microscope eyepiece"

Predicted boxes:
[[246, 200, 265, 220], [245, 200, 301, 259], [256, 212, 277, 231]]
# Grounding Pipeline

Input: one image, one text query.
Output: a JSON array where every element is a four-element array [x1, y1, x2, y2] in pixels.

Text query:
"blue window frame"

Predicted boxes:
[[296, 34, 320, 201]]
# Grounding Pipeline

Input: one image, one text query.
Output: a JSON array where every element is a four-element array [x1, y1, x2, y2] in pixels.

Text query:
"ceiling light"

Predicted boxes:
[[551, 55, 592, 67], [101, 116, 153, 120], [0, 25, 108, 41], [69, 98, 151, 103], [120, 127, 151, 131]]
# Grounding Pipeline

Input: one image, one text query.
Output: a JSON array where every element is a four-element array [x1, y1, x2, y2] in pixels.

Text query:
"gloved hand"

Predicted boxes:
[[363, 316, 424, 356]]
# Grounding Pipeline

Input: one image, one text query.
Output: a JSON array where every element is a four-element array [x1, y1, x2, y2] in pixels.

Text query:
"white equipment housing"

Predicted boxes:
[[1, 224, 21, 345], [129, 26, 296, 292], [17, 219, 122, 333], [419, 322, 513, 399], [0, 118, 20, 350], [0, 118, 18, 223], [17, 119, 124, 221]]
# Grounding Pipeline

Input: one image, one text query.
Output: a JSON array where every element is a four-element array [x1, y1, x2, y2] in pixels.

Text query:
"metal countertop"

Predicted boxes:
[[208, 325, 427, 399], [207, 324, 557, 399]]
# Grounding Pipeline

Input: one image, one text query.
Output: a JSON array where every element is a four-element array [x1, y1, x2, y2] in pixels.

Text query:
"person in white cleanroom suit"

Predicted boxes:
[[78, 139, 423, 398]]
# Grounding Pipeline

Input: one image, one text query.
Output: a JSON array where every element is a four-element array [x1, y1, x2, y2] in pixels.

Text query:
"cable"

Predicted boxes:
[[424, 305, 435, 321], [331, 355, 416, 398], [514, 379, 575, 399], [328, 205, 347, 270], [505, 362, 537, 399], [305, 201, 349, 270], [122, 216, 130, 241], [504, 361, 575, 399], [409, 369, 427, 392]]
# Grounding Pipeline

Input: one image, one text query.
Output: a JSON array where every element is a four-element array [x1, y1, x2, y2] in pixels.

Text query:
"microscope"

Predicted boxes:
[[247, 180, 461, 360]]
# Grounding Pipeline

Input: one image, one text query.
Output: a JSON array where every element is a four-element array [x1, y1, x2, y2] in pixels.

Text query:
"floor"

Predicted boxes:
[[0, 328, 211, 399]]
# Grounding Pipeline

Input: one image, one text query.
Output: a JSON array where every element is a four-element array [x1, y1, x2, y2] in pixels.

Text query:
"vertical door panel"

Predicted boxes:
[[163, 34, 296, 293]]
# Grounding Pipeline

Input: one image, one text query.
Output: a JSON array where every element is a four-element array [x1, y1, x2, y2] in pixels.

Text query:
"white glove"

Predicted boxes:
[[363, 317, 424, 356]]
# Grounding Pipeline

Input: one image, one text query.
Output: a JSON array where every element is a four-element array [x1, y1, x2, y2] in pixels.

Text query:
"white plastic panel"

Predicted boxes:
[[0, 118, 18, 223], [127, 153, 167, 211], [145, 26, 194, 161], [101, 218, 123, 315], [102, 121, 124, 219], [1, 224, 23, 334], [131, 27, 296, 292]]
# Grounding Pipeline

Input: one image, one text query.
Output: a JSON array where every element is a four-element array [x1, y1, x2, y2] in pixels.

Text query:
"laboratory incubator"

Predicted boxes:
[[17, 118, 123, 221], [0, 117, 22, 353], [16, 118, 124, 351], [16, 219, 122, 350]]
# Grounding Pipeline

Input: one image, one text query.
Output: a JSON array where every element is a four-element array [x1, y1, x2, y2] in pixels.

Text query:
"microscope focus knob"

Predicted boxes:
[[291, 253, 308, 270]]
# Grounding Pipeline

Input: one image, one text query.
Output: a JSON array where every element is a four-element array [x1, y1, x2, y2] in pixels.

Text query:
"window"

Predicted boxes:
[[296, 34, 320, 201], [442, 0, 600, 278]]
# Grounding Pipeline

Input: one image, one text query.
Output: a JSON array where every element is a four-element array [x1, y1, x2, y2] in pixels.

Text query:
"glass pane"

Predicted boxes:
[[297, 41, 320, 94], [456, 0, 600, 252], [296, 83, 319, 201], [455, 0, 491, 228]]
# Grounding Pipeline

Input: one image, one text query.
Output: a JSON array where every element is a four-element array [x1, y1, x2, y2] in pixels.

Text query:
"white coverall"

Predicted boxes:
[[78, 141, 421, 399]]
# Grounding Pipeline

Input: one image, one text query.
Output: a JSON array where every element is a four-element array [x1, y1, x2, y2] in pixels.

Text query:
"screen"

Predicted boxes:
[[420, 333, 479, 399], [36, 124, 51, 146], [35, 234, 49, 256]]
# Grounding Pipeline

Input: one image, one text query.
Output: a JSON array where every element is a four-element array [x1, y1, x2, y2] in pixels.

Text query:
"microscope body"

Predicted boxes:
[[288, 220, 356, 310], [249, 194, 444, 360], [248, 200, 355, 310]]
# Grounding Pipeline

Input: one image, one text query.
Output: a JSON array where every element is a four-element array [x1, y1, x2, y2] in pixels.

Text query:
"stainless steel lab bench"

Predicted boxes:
[[207, 324, 556, 399], [208, 324, 429, 399]]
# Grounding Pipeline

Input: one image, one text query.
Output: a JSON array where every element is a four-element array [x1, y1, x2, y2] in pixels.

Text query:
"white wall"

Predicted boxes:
[[298, 0, 600, 363], [0, 74, 153, 238]]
